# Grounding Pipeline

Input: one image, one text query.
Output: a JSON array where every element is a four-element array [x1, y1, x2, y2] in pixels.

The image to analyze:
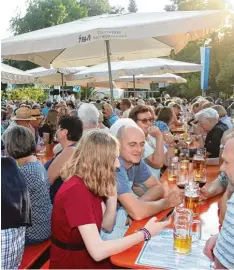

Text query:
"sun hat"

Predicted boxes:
[[11, 107, 36, 121]]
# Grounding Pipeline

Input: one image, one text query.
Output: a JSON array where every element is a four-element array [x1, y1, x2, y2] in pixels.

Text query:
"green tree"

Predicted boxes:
[[128, 0, 138, 12], [164, 0, 234, 98], [6, 87, 47, 102], [7, 0, 88, 70], [11, 0, 88, 35], [80, 0, 110, 16], [164, 0, 226, 11]]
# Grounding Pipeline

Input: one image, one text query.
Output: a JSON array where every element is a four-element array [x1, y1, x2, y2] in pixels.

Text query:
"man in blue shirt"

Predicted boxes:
[[42, 101, 52, 118], [101, 122, 183, 240], [103, 103, 119, 127]]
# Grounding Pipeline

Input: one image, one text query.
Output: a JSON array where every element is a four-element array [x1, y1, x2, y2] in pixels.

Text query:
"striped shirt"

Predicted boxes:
[[214, 193, 234, 268]]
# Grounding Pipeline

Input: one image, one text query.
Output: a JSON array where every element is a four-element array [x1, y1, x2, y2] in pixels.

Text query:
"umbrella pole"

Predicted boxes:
[[133, 75, 136, 100], [61, 73, 64, 100], [105, 40, 114, 106]]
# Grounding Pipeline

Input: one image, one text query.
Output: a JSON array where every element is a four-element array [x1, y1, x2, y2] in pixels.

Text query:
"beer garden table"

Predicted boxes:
[[110, 164, 221, 269]]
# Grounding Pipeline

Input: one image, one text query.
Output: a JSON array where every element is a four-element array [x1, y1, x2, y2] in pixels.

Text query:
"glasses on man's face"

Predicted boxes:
[[137, 118, 153, 124]]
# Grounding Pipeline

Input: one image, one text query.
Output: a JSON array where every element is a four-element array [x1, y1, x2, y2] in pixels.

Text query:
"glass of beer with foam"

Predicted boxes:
[[184, 182, 200, 216], [174, 207, 201, 254], [192, 154, 205, 182]]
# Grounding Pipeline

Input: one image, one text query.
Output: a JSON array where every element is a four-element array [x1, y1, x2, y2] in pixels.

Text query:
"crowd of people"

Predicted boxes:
[[1, 94, 234, 269]]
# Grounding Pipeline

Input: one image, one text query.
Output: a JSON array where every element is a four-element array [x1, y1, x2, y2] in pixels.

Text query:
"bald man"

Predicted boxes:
[[204, 138, 234, 269], [101, 124, 183, 240]]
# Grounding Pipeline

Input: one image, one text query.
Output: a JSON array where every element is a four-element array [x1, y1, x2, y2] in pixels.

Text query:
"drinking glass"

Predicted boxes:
[[179, 148, 189, 171], [174, 207, 201, 254], [37, 137, 46, 156], [168, 157, 178, 182], [192, 154, 205, 182], [176, 168, 189, 189], [184, 182, 200, 216]]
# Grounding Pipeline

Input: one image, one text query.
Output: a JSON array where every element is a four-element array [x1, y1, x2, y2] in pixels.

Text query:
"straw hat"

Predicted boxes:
[[11, 107, 36, 121], [31, 108, 44, 119]]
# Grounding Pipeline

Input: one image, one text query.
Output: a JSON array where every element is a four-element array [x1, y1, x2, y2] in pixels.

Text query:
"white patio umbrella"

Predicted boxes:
[[71, 58, 201, 80], [27, 66, 87, 85], [1, 63, 35, 84], [117, 73, 187, 84], [1, 10, 225, 103], [67, 58, 198, 97], [67, 78, 151, 90]]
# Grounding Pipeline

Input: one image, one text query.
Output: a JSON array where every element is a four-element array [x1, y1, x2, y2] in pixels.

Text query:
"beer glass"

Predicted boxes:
[[179, 148, 189, 171], [43, 132, 50, 145], [174, 207, 201, 254], [176, 168, 189, 189], [168, 157, 178, 182], [192, 154, 205, 182], [184, 182, 200, 215], [193, 167, 206, 188]]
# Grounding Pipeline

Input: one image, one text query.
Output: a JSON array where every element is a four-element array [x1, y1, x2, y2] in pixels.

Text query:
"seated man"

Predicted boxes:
[[101, 122, 183, 240], [204, 138, 234, 269], [195, 108, 228, 158], [200, 129, 234, 223], [102, 103, 119, 127]]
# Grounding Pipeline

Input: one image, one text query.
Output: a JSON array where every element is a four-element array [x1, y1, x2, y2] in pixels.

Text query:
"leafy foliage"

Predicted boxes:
[[164, 0, 234, 98], [80, 0, 110, 16], [7, 0, 125, 71], [128, 0, 138, 13], [5, 87, 47, 102]]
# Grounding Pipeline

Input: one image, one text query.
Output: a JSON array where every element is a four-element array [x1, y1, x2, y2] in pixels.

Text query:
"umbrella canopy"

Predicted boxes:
[[68, 58, 202, 80], [67, 79, 151, 90], [28, 66, 87, 85], [117, 73, 187, 84], [1, 63, 35, 84], [2, 11, 224, 68]]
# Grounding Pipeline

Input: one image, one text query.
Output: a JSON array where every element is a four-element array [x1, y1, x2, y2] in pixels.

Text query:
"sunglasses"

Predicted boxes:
[[137, 118, 154, 124]]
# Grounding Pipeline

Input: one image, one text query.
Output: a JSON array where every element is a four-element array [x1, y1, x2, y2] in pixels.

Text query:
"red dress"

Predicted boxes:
[[50, 175, 112, 269]]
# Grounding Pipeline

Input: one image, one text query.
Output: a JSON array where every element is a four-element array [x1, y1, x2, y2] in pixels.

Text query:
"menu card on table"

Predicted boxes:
[[135, 229, 213, 270]]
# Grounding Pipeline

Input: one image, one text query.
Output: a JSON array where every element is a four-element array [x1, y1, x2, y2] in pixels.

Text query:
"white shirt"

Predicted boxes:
[[143, 135, 167, 180], [122, 109, 131, 118]]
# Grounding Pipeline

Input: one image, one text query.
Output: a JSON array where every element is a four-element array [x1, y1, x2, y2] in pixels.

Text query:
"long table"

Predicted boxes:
[[110, 165, 221, 269]]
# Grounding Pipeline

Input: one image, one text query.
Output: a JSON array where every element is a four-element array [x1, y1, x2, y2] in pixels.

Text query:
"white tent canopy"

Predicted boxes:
[[2, 11, 224, 69], [68, 58, 202, 80], [117, 73, 187, 84], [27, 66, 87, 85], [1, 63, 35, 84]]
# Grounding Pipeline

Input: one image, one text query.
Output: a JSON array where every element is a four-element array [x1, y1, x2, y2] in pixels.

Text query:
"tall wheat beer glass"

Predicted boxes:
[[184, 182, 200, 215]]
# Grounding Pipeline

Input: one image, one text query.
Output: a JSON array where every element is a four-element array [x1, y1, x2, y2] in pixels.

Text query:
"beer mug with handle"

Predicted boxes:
[[174, 207, 201, 254]]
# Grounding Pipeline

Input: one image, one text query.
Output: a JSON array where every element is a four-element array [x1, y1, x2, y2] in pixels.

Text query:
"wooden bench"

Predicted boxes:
[[19, 239, 51, 269]]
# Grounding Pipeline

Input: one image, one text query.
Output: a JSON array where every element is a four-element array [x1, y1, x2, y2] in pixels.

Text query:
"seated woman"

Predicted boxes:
[[154, 107, 173, 133], [50, 130, 170, 269], [39, 109, 58, 144], [1, 157, 31, 269], [195, 108, 229, 158], [4, 126, 52, 245], [45, 115, 83, 203], [129, 105, 175, 179]]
